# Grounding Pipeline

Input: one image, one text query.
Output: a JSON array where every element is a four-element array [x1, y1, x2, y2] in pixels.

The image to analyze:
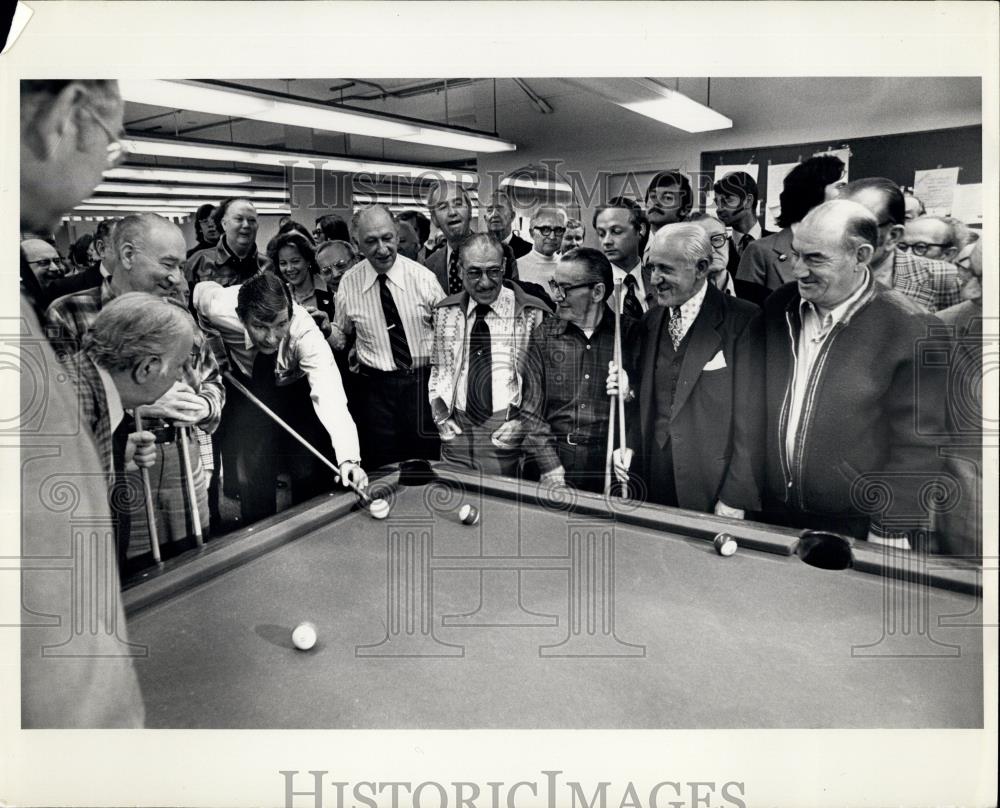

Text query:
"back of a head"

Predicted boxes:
[[777, 154, 846, 228], [399, 210, 431, 244], [840, 177, 905, 226], [83, 292, 193, 373], [316, 213, 350, 242]]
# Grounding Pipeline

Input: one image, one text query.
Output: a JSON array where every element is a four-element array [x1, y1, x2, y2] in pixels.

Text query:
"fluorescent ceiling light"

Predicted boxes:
[[123, 137, 478, 184], [622, 92, 732, 133], [500, 177, 574, 194], [94, 183, 288, 199], [120, 80, 515, 153], [104, 167, 254, 184], [84, 196, 232, 207]]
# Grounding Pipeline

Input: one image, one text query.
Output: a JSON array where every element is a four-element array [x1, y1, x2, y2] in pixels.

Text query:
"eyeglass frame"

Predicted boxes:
[[532, 225, 567, 238], [897, 241, 950, 257], [82, 105, 128, 167], [547, 279, 597, 300]]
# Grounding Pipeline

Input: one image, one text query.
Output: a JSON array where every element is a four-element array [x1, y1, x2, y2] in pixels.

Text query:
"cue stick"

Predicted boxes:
[[603, 392, 615, 497], [176, 425, 204, 546], [612, 280, 629, 500], [133, 408, 162, 565], [222, 370, 372, 504]]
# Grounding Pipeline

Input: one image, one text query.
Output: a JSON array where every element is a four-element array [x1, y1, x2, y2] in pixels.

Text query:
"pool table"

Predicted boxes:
[[123, 463, 984, 729]]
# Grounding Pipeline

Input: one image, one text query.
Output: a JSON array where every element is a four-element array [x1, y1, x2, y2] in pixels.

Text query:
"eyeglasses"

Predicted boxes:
[[464, 268, 504, 282], [319, 260, 354, 275], [533, 226, 567, 238], [547, 280, 596, 300], [27, 257, 65, 270], [897, 241, 948, 257], [707, 233, 728, 249], [83, 106, 128, 166]]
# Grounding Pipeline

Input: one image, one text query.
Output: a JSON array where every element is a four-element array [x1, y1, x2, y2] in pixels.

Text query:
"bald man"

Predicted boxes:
[[722, 200, 949, 550], [330, 205, 444, 469]]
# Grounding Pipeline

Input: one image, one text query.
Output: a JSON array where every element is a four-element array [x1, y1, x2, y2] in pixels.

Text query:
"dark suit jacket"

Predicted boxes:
[[631, 283, 761, 512], [508, 233, 532, 259], [725, 226, 773, 277], [736, 227, 794, 291], [423, 241, 555, 309], [43, 264, 103, 307]]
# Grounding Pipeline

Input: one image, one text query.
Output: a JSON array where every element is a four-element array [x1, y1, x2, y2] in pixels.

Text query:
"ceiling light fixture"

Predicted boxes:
[[120, 79, 516, 153], [122, 136, 479, 184], [94, 183, 288, 199], [103, 167, 255, 184]]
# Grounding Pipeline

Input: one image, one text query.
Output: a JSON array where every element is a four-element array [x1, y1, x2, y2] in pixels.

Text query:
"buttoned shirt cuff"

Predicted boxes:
[[866, 527, 912, 551]]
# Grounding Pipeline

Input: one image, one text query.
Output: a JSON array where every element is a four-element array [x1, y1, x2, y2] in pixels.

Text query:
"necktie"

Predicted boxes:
[[448, 251, 463, 295], [466, 304, 493, 425], [377, 274, 413, 369], [622, 274, 643, 320], [668, 307, 684, 350], [252, 345, 279, 388], [739, 233, 755, 253]]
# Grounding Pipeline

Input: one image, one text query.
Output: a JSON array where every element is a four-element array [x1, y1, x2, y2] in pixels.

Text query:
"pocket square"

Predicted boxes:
[[703, 350, 727, 371]]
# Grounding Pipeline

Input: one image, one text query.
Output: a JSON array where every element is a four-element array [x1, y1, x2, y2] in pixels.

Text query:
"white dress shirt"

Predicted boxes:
[[610, 261, 652, 313], [332, 254, 443, 371], [193, 280, 361, 464]]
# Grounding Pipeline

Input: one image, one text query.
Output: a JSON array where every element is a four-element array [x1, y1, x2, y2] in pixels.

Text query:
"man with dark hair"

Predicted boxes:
[[19, 77, 146, 728], [738, 154, 845, 291], [430, 234, 549, 475], [47, 213, 225, 553], [521, 247, 638, 492], [594, 197, 652, 320], [713, 171, 770, 275], [187, 203, 219, 258], [644, 170, 693, 237], [194, 270, 367, 521], [398, 209, 431, 262], [396, 219, 422, 261], [313, 213, 351, 244], [840, 177, 961, 313], [611, 224, 760, 513], [723, 200, 948, 549], [329, 205, 444, 470], [185, 197, 272, 287], [485, 190, 531, 258]]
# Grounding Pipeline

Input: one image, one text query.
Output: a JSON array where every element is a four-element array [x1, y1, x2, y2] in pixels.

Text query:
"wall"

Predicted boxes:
[[475, 77, 983, 247]]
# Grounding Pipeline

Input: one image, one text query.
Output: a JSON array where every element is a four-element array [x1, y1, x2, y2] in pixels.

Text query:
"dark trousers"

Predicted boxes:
[[440, 409, 521, 478], [555, 436, 608, 494], [758, 500, 870, 540], [231, 372, 338, 523], [357, 366, 439, 471], [646, 440, 679, 508]]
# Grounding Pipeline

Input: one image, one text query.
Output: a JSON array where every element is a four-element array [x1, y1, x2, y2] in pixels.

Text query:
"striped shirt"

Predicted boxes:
[[332, 254, 444, 371]]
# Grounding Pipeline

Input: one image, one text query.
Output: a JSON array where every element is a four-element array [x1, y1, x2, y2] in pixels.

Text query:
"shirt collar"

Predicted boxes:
[[799, 270, 871, 329], [732, 221, 762, 241], [465, 285, 513, 317], [93, 361, 125, 432], [360, 257, 404, 292], [611, 257, 643, 275], [673, 279, 709, 320]]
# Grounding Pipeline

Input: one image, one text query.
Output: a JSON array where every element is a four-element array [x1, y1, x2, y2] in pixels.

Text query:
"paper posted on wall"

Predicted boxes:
[[913, 167, 961, 215]]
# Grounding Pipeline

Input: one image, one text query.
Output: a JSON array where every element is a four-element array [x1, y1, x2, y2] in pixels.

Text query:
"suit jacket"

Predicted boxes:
[[890, 250, 962, 313], [631, 283, 761, 512], [423, 241, 521, 292], [736, 227, 794, 291], [43, 263, 103, 306], [508, 233, 532, 259]]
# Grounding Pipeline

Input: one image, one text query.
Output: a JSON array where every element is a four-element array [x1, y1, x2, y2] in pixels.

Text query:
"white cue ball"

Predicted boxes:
[[292, 621, 317, 651], [369, 499, 390, 520], [713, 533, 738, 557]]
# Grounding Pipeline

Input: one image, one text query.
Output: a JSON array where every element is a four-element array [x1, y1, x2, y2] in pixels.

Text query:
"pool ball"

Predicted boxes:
[[292, 621, 317, 651], [369, 498, 390, 520], [458, 504, 480, 525], [713, 533, 738, 557]]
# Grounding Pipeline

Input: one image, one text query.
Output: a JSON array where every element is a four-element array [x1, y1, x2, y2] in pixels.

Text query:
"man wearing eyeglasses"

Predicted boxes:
[[19, 78, 144, 728], [520, 248, 639, 492], [429, 234, 549, 475], [21, 238, 67, 302], [901, 215, 965, 263], [839, 178, 961, 313], [516, 206, 568, 286], [47, 213, 225, 556]]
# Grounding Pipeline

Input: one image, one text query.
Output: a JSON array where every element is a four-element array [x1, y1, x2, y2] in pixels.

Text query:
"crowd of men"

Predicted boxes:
[[19, 80, 987, 726]]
